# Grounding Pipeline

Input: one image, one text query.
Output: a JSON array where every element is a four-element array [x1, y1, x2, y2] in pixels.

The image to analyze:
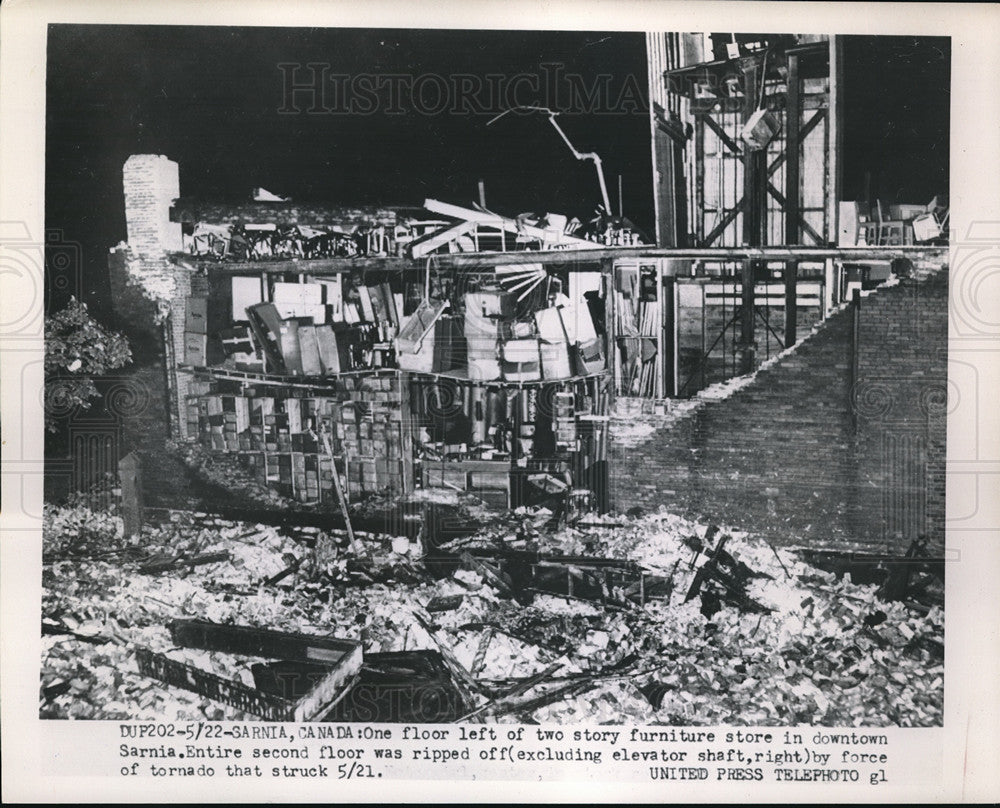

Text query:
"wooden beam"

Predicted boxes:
[[703, 197, 747, 247], [690, 93, 828, 115], [799, 108, 827, 143], [423, 199, 602, 250], [183, 245, 947, 276], [119, 452, 143, 538], [409, 220, 477, 258], [829, 36, 844, 244], [739, 56, 763, 374], [784, 51, 802, 346], [655, 260, 664, 399], [694, 116, 705, 244], [785, 52, 802, 248], [701, 113, 743, 157], [767, 107, 827, 181], [650, 94, 664, 247], [767, 184, 825, 245]]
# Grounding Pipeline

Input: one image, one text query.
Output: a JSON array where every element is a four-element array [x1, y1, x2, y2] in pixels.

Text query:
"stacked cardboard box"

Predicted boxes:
[[245, 280, 397, 377], [464, 290, 510, 381], [185, 395, 202, 438], [264, 410, 289, 451], [554, 391, 577, 449], [184, 296, 209, 365], [272, 282, 327, 321], [276, 454, 293, 496], [396, 299, 448, 373], [577, 337, 606, 374], [500, 338, 542, 381], [185, 378, 408, 502], [249, 397, 274, 449], [221, 396, 250, 450], [540, 342, 572, 379], [204, 394, 225, 449], [421, 458, 510, 504], [533, 303, 604, 379]]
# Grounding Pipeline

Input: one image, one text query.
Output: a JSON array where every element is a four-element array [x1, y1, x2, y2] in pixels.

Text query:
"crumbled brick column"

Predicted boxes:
[[112, 155, 191, 439], [123, 154, 183, 254]]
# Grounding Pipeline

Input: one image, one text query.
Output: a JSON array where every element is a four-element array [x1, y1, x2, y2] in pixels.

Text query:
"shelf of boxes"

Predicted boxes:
[[184, 374, 409, 503], [178, 270, 615, 509]]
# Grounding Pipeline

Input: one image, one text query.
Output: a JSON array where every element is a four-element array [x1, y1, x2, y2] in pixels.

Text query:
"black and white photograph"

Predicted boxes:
[[2, 1, 999, 802]]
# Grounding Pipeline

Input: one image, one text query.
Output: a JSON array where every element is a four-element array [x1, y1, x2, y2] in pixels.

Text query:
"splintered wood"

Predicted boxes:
[[40, 503, 944, 726]]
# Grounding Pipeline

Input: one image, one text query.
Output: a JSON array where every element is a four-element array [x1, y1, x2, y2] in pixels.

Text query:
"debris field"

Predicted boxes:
[[40, 499, 943, 726]]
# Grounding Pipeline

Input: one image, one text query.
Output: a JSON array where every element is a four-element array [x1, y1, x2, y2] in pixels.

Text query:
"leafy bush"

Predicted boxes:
[[45, 297, 132, 432]]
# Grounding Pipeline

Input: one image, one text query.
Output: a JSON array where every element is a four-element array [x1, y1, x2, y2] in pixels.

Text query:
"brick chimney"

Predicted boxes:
[[122, 154, 183, 254]]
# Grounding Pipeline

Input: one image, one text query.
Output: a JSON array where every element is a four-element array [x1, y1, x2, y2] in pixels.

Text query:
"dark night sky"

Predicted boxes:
[[45, 26, 949, 316]]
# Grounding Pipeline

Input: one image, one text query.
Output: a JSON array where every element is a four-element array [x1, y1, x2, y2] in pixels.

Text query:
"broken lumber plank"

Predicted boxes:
[[470, 628, 495, 678], [685, 531, 768, 609], [254, 651, 470, 722], [263, 559, 301, 586], [423, 199, 602, 250], [185, 552, 232, 568], [41, 619, 114, 645], [138, 554, 178, 574], [504, 679, 595, 720], [135, 645, 361, 722], [503, 661, 564, 700], [455, 661, 564, 723], [425, 594, 464, 613], [169, 619, 361, 666], [319, 429, 368, 559], [461, 551, 515, 598], [135, 646, 295, 721], [766, 540, 791, 578], [409, 219, 478, 258], [412, 612, 485, 698], [297, 669, 362, 722], [138, 552, 231, 575]]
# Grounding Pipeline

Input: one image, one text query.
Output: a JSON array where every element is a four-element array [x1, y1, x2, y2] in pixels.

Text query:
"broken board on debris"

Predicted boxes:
[[138, 551, 231, 575], [428, 547, 673, 609], [170, 619, 360, 664], [136, 647, 303, 721], [684, 530, 772, 615], [136, 619, 362, 721], [253, 650, 469, 723], [800, 537, 945, 604]]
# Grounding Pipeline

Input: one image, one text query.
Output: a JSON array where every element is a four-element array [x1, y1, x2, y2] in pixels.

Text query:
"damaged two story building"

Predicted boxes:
[[108, 33, 950, 555]]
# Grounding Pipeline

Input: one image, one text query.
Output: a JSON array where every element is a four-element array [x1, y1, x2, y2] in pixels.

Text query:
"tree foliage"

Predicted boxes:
[[45, 298, 132, 432]]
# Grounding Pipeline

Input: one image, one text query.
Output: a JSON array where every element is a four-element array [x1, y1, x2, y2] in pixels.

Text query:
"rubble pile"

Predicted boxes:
[[40, 503, 943, 726], [170, 440, 293, 510]]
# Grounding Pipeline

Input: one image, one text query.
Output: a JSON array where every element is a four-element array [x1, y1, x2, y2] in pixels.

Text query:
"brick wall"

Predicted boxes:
[[677, 297, 824, 396], [107, 247, 160, 346], [609, 268, 948, 553], [853, 268, 949, 548]]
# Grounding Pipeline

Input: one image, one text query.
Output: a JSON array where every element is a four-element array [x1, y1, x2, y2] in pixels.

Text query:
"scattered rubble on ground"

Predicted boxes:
[[40, 501, 943, 726]]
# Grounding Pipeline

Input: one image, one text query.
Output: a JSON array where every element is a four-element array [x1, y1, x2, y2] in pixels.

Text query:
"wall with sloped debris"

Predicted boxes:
[[609, 268, 949, 553]]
